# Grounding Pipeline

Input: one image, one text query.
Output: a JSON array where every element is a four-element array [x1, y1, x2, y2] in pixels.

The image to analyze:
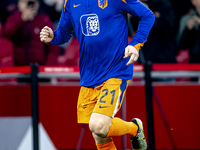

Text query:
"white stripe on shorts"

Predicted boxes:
[[112, 88, 121, 118]]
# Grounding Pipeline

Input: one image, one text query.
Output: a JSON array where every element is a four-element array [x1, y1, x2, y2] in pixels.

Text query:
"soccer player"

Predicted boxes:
[[40, 0, 155, 149]]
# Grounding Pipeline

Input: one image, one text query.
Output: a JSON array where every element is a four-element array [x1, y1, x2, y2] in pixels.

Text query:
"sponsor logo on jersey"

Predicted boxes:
[[73, 4, 81, 7]]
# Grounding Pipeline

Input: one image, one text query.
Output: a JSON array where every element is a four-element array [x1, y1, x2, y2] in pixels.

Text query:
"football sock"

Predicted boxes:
[[96, 138, 117, 150], [106, 117, 138, 137]]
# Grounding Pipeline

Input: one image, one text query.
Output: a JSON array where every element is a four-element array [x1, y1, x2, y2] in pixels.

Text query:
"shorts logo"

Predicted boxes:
[[99, 105, 110, 108], [98, 0, 108, 9], [80, 14, 100, 36]]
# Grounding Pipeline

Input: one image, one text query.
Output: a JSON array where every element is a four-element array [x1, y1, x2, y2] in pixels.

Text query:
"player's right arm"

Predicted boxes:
[[40, 0, 74, 45]]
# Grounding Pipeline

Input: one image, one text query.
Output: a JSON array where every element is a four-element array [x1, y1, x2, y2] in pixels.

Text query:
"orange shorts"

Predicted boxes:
[[77, 78, 130, 123]]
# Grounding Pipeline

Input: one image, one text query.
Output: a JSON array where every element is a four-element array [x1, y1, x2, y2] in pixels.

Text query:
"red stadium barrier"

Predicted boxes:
[[0, 65, 142, 74], [152, 63, 200, 71], [39, 66, 79, 73], [0, 66, 30, 74], [1, 64, 200, 74]]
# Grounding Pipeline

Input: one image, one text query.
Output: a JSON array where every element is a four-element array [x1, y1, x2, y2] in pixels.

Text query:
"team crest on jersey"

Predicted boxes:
[[86, 16, 99, 35], [98, 0, 108, 9], [80, 14, 100, 36]]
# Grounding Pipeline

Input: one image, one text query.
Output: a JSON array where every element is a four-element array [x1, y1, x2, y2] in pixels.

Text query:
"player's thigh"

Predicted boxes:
[[93, 78, 129, 118], [77, 86, 99, 124], [89, 113, 112, 136]]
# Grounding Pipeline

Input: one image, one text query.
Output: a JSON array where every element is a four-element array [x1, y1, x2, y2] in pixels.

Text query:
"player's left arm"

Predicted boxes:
[[114, 0, 155, 65]]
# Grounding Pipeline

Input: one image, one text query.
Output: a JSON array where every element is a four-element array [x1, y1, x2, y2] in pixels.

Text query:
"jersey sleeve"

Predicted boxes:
[[49, 0, 74, 45], [114, 0, 155, 50]]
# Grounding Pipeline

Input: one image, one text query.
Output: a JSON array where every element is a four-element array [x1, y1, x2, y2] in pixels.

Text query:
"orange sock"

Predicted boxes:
[[96, 138, 117, 150], [106, 117, 138, 137]]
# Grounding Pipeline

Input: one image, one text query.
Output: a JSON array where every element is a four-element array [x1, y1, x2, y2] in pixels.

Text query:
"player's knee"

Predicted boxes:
[[89, 119, 109, 137]]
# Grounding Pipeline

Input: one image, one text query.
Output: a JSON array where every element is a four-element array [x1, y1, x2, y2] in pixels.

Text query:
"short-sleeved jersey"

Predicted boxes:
[[49, 0, 155, 87]]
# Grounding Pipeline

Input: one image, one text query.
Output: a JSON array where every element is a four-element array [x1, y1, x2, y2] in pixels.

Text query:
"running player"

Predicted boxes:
[[40, 0, 155, 149]]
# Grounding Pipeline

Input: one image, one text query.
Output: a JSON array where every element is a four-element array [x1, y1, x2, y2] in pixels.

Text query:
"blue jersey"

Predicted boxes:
[[49, 0, 155, 87]]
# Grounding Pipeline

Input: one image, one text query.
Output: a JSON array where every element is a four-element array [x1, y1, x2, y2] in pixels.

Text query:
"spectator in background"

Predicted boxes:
[[169, 0, 191, 35], [176, 0, 200, 63], [3, 0, 60, 66], [0, 19, 14, 68], [130, 0, 177, 64], [40, 0, 63, 28], [0, 20, 17, 83]]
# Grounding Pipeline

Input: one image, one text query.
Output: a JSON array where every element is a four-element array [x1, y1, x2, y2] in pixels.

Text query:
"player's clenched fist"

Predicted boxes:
[[123, 45, 139, 65], [40, 26, 54, 43]]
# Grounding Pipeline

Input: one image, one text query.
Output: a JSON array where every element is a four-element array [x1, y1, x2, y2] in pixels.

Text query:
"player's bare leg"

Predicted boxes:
[[92, 133, 111, 145], [89, 113, 117, 150], [89, 113, 112, 142]]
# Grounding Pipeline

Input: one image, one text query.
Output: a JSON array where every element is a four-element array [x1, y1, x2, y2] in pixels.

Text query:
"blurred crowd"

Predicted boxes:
[[0, 0, 79, 68], [0, 0, 200, 69]]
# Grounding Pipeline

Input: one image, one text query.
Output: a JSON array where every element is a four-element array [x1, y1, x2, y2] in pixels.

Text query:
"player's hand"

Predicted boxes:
[[123, 45, 139, 65], [40, 26, 54, 43]]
